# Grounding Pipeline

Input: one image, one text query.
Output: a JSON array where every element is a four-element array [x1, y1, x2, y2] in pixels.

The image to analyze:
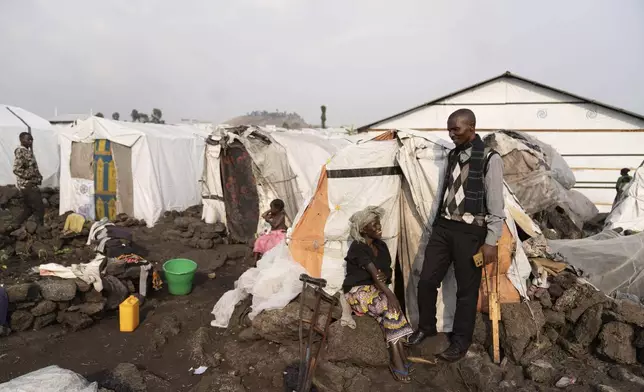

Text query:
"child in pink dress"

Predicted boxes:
[[253, 199, 288, 261]]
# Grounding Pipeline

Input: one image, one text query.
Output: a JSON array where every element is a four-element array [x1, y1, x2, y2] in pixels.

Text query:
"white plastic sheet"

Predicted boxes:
[[606, 165, 644, 231], [549, 231, 644, 297], [0, 366, 98, 392], [211, 242, 306, 328]]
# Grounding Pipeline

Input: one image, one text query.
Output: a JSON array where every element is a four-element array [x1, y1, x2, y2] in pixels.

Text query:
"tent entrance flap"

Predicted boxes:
[[94, 139, 117, 221], [221, 141, 260, 243]]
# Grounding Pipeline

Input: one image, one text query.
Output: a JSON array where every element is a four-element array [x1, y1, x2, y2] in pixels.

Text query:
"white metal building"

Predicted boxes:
[[359, 72, 644, 212]]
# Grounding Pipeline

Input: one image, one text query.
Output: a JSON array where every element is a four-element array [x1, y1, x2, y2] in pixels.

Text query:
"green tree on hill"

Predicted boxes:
[[320, 105, 327, 129]]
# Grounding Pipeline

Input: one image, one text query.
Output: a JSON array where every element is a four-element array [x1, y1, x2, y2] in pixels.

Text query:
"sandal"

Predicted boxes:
[[389, 365, 412, 384]]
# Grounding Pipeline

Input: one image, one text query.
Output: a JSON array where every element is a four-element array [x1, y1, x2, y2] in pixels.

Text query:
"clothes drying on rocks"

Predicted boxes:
[[38, 255, 106, 291]]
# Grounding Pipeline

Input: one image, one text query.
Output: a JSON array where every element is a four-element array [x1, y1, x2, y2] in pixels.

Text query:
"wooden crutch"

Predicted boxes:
[[485, 254, 502, 364]]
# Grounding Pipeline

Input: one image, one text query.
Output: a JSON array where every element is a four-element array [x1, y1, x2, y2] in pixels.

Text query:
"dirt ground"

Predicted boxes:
[[2, 195, 643, 391], [0, 220, 252, 390]]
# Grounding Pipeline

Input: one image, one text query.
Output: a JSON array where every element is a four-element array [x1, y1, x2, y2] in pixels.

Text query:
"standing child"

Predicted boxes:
[[253, 199, 288, 261]]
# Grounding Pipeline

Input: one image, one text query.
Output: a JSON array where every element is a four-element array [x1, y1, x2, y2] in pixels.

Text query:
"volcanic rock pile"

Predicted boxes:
[[5, 274, 134, 333]]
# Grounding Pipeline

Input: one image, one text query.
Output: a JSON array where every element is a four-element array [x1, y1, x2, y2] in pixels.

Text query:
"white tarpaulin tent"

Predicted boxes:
[[201, 126, 361, 242], [211, 130, 537, 331], [605, 164, 644, 231], [0, 104, 59, 187], [58, 117, 209, 226]]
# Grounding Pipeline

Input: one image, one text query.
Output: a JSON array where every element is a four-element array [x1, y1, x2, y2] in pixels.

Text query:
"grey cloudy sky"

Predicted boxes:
[[1, 0, 643, 126]]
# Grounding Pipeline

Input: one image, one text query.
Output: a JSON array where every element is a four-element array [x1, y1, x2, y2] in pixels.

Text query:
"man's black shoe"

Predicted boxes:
[[437, 344, 467, 362], [405, 330, 436, 346]]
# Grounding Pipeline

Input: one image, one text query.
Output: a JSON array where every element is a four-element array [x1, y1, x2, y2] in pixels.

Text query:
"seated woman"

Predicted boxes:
[[253, 199, 288, 261], [342, 206, 414, 383]]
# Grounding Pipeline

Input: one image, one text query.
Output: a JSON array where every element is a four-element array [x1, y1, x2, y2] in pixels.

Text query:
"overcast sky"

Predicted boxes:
[[1, 0, 643, 126]]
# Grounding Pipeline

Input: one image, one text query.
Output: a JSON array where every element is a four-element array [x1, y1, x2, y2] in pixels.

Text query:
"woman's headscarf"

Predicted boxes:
[[348, 206, 385, 243]]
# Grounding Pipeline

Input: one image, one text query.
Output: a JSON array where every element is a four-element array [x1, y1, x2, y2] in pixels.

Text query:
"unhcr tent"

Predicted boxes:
[[58, 117, 209, 226], [0, 104, 59, 187], [212, 130, 538, 331], [201, 126, 361, 243]]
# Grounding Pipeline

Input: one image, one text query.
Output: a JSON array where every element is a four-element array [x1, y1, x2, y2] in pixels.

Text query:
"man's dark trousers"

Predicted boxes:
[[417, 218, 487, 350], [15, 185, 45, 226]]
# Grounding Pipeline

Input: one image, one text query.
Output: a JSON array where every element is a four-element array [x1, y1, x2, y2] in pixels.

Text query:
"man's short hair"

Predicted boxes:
[[19, 132, 31, 139], [621, 168, 631, 176], [448, 108, 476, 127]]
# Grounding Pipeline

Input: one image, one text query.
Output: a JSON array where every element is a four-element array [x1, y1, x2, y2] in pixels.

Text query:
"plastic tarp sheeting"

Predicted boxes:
[[211, 131, 535, 331], [0, 105, 59, 187], [202, 143, 226, 225], [211, 242, 306, 328], [549, 231, 644, 297], [485, 130, 596, 227], [201, 127, 354, 228], [0, 365, 98, 392], [58, 117, 209, 226], [606, 165, 644, 231]]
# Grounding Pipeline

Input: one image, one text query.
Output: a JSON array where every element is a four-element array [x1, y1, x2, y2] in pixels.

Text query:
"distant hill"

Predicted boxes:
[[224, 111, 310, 129]]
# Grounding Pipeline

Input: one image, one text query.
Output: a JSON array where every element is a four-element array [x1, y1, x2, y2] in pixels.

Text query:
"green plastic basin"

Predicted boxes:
[[163, 258, 198, 295]]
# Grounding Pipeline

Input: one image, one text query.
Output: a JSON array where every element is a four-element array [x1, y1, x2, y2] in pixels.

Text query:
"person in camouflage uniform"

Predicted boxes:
[[13, 132, 44, 226]]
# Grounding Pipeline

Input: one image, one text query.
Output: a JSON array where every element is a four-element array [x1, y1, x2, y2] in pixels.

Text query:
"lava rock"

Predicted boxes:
[[197, 239, 213, 249], [457, 345, 505, 390], [251, 302, 327, 345], [33, 312, 57, 330], [501, 301, 546, 362], [75, 279, 92, 292], [24, 221, 38, 234], [596, 322, 637, 364], [57, 311, 93, 331], [325, 317, 389, 367], [37, 279, 78, 301], [525, 359, 557, 384], [84, 289, 104, 303], [567, 288, 609, 323], [573, 303, 604, 347], [162, 229, 183, 241], [10, 310, 34, 331], [543, 309, 566, 327], [68, 301, 106, 316], [174, 217, 199, 230], [15, 241, 32, 255], [102, 276, 128, 310], [553, 284, 584, 313], [10, 227, 27, 241], [30, 300, 57, 317], [6, 283, 40, 303], [102, 363, 146, 392], [613, 299, 644, 327]]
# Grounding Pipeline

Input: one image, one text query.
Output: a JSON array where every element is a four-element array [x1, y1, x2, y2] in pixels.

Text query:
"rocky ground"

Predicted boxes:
[[1, 187, 644, 391]]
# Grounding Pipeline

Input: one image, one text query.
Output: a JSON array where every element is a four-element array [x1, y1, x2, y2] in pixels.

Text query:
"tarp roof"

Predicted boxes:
[[359, 71, 644, 131]]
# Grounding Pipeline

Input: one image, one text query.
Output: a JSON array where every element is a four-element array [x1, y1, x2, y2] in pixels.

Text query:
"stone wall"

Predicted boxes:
[[162, 216, 227, 249], [5, 275, 134, 333]]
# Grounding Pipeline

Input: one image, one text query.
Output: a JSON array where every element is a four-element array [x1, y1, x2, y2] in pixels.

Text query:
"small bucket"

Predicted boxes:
[[163, 258, 198, 295]]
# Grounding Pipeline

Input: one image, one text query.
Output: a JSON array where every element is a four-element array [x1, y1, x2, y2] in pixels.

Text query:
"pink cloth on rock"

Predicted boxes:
[[253, 230, 286, 254]]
